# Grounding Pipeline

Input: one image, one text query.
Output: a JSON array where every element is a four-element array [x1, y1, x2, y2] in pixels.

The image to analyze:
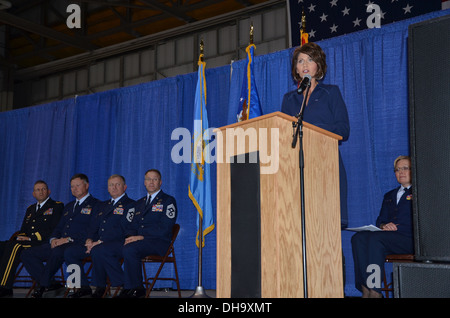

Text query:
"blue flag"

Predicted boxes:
[[189, 54, 214, 248], [237, 44, 263, 122]]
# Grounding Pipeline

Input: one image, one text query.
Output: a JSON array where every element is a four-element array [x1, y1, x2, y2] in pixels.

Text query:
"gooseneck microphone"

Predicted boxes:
[[297, 74, 312, 94]]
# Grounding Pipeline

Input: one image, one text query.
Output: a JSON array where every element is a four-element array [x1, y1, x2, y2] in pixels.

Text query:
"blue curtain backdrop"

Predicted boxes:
[[0, 9, 448, 296]]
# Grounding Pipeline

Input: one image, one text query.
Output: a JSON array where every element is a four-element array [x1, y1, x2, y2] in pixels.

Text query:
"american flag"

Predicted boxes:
[[288, 0, 445, 46]]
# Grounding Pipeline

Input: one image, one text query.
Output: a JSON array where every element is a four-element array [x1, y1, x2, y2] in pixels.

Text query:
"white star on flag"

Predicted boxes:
[[288, 0, 443, 46]]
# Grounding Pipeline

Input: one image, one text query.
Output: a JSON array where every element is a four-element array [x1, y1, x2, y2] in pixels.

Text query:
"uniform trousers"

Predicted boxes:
[[21, 242, 91, 287], [90, 241, 124, 287], [351, 231, 414, 293], [0, 240, 37, 289], [122, 238, 168, 289]]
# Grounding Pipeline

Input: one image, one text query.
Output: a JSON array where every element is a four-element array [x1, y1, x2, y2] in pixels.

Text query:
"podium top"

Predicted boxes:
[[215, 111, 342, 141]]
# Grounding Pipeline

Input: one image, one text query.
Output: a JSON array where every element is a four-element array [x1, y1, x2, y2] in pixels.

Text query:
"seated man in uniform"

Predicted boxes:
[[21, 173, 99, 298], [86, 174, 135, 298], [116, 169, 177, 298], [0, 180, 63, 298], [351, 156, 414, 298]]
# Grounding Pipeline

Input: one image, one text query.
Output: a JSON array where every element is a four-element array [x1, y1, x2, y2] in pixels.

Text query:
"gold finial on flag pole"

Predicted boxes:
[[249, 22, 254, 44], [199, 38, 204, 61], [301, 8, 306, 33], [300, 8, 309, 46]]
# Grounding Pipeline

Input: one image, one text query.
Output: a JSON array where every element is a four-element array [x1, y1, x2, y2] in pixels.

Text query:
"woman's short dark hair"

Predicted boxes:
[[291, 42, 327, 82]]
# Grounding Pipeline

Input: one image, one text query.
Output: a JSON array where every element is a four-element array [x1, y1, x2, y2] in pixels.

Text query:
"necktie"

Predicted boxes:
[[146, 196, 151, 207], [36, 204, 41, 212], [398, 187, 411, 203]]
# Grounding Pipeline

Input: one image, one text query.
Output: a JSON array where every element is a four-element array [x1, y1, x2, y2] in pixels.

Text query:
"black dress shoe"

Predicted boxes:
[[68, 286, 92, 298], [0, 287, 13, 298], [128, 288, 145, 298], [91, 287, 106, 298], [31, 287, 46, 298], [114, 288, 130, 298], [47, 282, 64, 291]]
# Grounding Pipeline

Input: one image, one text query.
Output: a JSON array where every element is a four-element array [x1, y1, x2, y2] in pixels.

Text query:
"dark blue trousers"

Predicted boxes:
[[64, 243, 91, 287], [122, 239, 168, 289], [21, 242, 91, 287], [21, 243, 60, 287], [351, 231, 414, 293], [90, 241, 124, 287]]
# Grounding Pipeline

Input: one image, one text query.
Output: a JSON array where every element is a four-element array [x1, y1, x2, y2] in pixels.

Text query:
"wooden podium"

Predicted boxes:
[[215, 111, 343, 298]]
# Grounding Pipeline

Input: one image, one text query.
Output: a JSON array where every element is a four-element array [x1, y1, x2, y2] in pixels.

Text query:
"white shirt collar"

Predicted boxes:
[[147, 189, 161, 204]]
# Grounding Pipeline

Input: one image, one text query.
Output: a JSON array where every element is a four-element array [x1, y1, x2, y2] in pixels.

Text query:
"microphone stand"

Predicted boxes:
[[291, 81, 311, 298]]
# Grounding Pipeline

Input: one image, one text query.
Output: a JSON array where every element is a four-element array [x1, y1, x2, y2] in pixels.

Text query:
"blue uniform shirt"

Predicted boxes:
[[87, 193, 135, 243], [51, 194, 100, 243], [126, 190, 177, 245], [376, 187, 413, 237]]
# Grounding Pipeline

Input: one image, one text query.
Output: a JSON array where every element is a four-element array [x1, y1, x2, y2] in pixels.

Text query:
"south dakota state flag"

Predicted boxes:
[[237, 43, 263, 122], [189, 54, 215, 248]]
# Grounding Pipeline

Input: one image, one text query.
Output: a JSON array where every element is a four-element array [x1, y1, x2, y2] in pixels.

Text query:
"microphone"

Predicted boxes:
[[297, 74, 312, 94]]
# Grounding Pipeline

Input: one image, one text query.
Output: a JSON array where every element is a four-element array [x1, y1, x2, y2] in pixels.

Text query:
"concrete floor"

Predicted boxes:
[[9, 287, 216, 298]]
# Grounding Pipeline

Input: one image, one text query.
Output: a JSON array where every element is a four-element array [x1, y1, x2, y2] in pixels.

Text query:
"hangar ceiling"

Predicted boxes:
[[0, 0, 275, 71]]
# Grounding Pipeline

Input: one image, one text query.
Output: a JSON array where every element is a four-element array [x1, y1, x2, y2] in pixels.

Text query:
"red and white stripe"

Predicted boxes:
[[443, 0, 450, 10]]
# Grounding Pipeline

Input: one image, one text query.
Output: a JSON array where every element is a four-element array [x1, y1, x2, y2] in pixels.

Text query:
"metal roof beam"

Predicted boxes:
[[0, 11, 98, 51]]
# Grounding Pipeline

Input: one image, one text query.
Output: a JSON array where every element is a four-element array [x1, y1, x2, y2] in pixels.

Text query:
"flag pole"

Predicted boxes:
[[190, 38, 209, 298], [245, 23, 254, 121], [191, 214, 208, 297]]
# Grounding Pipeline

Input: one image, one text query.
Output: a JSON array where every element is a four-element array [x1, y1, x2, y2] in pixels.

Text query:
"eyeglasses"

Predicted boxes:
[[394, 166, 410, 173]]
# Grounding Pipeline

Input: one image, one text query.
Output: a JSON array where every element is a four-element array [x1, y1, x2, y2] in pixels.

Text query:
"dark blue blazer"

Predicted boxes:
[[281, 83, 350, 227], [126, 190, 177, 245], [281, 83, 350, 142], [51, 194, 100, 243], [19, 198, 64, 243], [87, 193, 136, 243], [376, 187, 413, 237]]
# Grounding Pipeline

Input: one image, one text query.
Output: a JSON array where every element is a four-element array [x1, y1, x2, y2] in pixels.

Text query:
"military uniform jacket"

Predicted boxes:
[[376, 186, 413, 237], [126, 190, 177, 244], [87, 194, 135, 243], [18, 198, 64, 243], [51, 194, 99, 243]]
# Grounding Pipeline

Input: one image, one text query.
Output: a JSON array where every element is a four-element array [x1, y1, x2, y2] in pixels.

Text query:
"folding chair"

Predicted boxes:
[[103, 259, 124, 298], [24, 265, 66, 298], [141, 224, 181, 298], [381, 254, 415, 298], [63, 256, 93, 297], [7, 233, 66, 298]]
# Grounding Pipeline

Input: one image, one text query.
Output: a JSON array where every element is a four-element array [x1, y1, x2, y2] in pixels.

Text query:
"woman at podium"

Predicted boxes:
[[281, 42, 350, 228]]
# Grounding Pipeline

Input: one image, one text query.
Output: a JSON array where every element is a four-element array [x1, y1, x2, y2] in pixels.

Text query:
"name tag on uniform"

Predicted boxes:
[[43, 208, 53, 215], [81, 208, 92, 215], [152, 204, 163, 212], [113, 207, 124, 215]]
